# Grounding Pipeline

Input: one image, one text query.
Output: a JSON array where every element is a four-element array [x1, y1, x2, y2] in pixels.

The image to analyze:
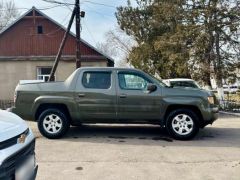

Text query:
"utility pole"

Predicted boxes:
[[75, 0, 81, 69], [49, 7, 76, 81], [48, 0, 85, 81]]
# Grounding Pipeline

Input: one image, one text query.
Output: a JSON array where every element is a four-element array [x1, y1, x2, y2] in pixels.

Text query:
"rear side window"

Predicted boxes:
[[82, 72, 111, 89]]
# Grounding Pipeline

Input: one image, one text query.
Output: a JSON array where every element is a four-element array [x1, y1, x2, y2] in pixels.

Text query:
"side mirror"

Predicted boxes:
[[147, 83, 157, 93]]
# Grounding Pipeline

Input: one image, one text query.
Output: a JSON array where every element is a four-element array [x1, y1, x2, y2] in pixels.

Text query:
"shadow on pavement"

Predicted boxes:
[[50, 124, 240, 148]]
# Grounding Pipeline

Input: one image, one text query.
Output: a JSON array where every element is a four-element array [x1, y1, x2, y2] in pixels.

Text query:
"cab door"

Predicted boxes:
[[116, 71, 161, 122], [75, 70, 117, 122]]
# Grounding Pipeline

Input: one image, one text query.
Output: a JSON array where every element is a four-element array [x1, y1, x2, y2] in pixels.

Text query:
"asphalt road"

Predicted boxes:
[[28, 114, 240, 180]]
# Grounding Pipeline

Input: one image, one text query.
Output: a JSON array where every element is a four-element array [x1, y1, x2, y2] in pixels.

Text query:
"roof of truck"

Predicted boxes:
[[163, 78, 195, 82], [77, 67, 140, 71]]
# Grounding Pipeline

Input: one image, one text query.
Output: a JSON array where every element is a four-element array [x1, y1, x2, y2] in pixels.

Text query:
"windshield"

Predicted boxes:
[[150, 76, 168, 87], [170, 81, 200, 88]]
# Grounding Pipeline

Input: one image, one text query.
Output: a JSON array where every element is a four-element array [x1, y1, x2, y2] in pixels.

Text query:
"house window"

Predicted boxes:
[[37, 67, 54, 82], [37, 25, 43, 34]]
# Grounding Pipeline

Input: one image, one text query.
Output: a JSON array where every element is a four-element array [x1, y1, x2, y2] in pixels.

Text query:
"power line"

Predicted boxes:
[[82, 19, 97, 45], [41, 0, 74, 6], [45, 10, 72, 36], [82, 1, 116, 8], [0, 5, 72, 32], [0, 0, 118, 12], [62, 0, 74, 11], [0, 4, 67, 12], [38, 4, 70, 10], [41, 0, 116, 8], [83, 4, 116, 22]]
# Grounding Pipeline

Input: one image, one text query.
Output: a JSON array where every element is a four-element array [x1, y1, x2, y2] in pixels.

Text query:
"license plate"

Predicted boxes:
[[15, 155, 35, 180]]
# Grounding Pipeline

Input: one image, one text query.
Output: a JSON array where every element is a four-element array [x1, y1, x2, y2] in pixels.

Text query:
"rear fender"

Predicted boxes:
[[32, 96, 78, 121]]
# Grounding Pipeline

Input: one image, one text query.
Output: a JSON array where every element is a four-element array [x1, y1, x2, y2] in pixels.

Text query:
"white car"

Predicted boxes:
[[223, 85, 239, 94], [0, 109, 38, 180], [163, 78, 201, 89]]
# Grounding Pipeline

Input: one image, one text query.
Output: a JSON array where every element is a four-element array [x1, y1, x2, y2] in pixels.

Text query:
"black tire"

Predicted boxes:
[[37, 108, 70, 139], [166, 109, 199, 140]]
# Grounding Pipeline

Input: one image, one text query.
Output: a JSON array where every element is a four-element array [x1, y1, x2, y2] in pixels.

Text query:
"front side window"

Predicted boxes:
[[37, 67, 54, 82], [118, 73, 150, 90], [82, 72, 111, 89]]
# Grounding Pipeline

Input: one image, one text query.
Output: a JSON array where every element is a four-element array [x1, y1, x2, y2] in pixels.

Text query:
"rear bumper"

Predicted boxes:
[[7, 106, 17, 114], [6, 107, 14, 112], [7, 106, 34, 121]]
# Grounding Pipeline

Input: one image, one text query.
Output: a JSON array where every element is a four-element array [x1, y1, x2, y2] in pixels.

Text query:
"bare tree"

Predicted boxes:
[[97, 27, 136, 67], [0, 1, 19, 31]]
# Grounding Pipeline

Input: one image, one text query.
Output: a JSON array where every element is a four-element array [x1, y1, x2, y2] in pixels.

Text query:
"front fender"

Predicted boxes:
[[163, 96, 205, 106], [160, 96, 206, 120]]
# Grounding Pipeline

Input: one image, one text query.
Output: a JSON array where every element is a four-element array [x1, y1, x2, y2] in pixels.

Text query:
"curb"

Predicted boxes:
[[219, 111, 240, 117]]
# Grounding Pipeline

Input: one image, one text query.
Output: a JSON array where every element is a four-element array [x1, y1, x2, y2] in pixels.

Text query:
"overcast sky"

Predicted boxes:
[[4, 0, 131, 47]]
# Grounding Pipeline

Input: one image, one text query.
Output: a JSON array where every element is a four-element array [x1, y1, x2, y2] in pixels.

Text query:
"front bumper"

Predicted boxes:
[[30, 165, 38, 180], [201, 106, 219, 127], [0, 138, 38, 180]]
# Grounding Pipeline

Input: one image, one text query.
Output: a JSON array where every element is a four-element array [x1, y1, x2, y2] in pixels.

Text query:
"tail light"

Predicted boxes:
[[14, 91, 18, 104]]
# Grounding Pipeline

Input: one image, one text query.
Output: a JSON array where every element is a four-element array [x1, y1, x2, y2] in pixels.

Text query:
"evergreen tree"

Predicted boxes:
[[116, 0, 240, 96], [116, 0, 191, 78], [185, 0, 240, 99]]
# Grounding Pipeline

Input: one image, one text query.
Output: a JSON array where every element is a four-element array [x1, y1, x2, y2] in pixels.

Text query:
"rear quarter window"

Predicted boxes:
[[82, 72, 111, 89]]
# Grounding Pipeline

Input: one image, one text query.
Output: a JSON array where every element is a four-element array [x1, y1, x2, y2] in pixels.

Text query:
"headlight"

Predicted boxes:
[[208, 96, 215, 104]]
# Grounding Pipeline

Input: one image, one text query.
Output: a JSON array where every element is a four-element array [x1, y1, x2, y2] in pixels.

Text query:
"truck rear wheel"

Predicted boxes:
[[38, 108, 70, 139], [166, 109, 199, 140]]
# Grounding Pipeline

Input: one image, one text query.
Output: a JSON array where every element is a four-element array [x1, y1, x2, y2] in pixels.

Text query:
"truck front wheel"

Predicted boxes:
[[166, 109, 199, 140], [38, 108, 70, 139]]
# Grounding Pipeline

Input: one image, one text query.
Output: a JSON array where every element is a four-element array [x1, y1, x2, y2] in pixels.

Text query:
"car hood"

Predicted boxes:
[[0, 110, 28, 142], [162, 86, 213, 97]]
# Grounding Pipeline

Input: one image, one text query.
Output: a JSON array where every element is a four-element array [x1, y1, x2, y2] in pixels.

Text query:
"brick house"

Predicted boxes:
[[0, 7, 114, 100]]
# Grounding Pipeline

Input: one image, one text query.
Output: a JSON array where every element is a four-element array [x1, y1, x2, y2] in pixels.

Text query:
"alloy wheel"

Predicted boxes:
[[171, 114, 194, 135], [43, 114, 63, 134]]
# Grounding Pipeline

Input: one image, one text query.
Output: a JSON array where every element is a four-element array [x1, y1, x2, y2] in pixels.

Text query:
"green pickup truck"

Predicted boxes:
[[11, 67, 219, 140]]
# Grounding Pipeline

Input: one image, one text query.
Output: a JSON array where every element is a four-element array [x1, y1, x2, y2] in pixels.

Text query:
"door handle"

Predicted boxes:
[[119, 94, 127, 98], [78, 93, 85, 97]]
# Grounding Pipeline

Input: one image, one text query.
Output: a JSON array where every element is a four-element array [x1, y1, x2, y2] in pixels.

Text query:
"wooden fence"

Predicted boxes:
[[221, 100, 240, 113], [0, 100, 14, 110]]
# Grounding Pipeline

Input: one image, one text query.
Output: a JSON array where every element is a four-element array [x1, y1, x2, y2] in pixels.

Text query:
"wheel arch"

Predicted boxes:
[[35, 103, 71, 122], [164, 104, 204, 127]]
